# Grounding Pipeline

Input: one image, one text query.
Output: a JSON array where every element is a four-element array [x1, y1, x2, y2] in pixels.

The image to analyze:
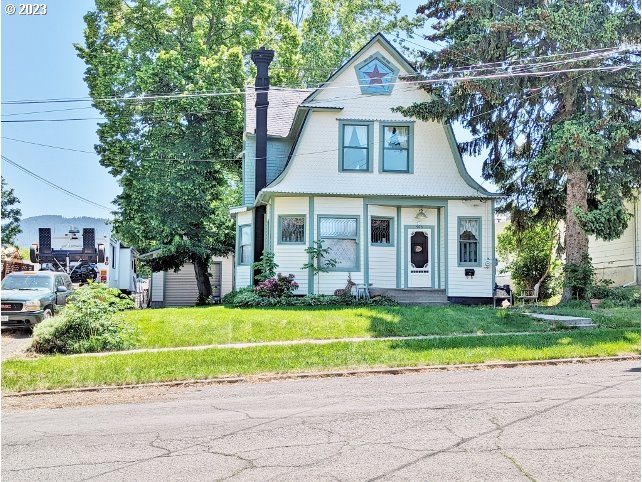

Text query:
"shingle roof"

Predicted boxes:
[[245, 88, 310, 138]]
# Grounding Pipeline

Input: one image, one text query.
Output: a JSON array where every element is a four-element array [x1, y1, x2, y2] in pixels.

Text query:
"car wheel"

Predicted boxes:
[[43, 308, 53, 319]]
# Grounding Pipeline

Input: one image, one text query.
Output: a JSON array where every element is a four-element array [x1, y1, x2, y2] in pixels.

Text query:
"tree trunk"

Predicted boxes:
[[562, 168, 589, 301], [193, 257, 212, 302]]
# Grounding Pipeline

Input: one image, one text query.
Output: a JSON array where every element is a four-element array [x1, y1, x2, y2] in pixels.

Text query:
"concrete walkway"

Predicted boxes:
[[60, 330, 566, 359]]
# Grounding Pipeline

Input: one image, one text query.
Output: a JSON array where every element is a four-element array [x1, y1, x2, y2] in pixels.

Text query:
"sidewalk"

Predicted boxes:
[[61, 330, 564, 358]]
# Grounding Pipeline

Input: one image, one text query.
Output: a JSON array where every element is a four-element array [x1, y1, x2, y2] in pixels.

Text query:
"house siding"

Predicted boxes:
[[271, 196, 310, 293], [447, 200, 494, 298], [368, 205, 397, 288], [243, 137, 292, 205], [588, 198, 640, 285]]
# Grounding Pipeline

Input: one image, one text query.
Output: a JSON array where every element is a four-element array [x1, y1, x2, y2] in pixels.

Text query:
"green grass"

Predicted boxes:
[[522, 305, 641, 329], [123, 305, 558, 348], [3, 329, 639, 392]]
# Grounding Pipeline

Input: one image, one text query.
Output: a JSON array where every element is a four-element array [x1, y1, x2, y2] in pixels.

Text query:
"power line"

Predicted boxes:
[[1, 155, 113, 211], [1, 46, 634, 106]]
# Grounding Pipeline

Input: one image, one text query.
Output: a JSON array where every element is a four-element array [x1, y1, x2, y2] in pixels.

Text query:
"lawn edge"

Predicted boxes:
[[4, 354, 639, 397]]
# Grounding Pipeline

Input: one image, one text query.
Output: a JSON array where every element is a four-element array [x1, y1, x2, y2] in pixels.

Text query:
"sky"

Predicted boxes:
[[1, 0, 490, 221]]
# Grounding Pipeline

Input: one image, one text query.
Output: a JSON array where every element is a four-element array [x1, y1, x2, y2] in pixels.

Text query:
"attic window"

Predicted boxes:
[[339, 122, 373, 172], [381, 124, 413, 172]]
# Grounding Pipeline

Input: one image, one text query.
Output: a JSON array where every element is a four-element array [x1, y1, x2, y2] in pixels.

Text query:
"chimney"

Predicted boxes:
[[251, 47, 274, 284]]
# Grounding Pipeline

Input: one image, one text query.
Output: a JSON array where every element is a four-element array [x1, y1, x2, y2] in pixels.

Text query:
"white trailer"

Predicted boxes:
[[102, 238, 139, 294]]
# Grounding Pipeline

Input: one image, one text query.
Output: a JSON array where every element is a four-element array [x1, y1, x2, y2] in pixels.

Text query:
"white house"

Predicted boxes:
[[232, 34, 501, 303]]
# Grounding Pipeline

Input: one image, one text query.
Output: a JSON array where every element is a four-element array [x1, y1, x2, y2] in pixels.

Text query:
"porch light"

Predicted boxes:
[[414, 208, 427, 227]]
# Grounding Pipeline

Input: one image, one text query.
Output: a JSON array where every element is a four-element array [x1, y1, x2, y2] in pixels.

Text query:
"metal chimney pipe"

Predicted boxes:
[[251, 47, 274, 284]]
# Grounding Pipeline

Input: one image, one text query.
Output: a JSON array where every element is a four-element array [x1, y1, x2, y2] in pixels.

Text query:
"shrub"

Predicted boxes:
[[255, 273, 299, 298], [32, 283, 135, 354], [227, 292, 398, 308]]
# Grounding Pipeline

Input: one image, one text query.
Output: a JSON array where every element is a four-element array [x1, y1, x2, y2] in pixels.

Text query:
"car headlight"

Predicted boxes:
[[22, 300, 41, 311]]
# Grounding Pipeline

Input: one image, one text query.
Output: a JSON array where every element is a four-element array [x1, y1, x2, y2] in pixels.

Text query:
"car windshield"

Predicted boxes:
[[1, 275, 52, 291]]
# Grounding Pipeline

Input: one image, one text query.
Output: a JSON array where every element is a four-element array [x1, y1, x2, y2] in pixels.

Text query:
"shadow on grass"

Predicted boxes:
[[362, 305, 553, 339], [383, 328, 640, 353]]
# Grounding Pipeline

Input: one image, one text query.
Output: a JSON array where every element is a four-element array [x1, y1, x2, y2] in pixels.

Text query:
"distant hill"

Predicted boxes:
[[16, 216, 111, 247]]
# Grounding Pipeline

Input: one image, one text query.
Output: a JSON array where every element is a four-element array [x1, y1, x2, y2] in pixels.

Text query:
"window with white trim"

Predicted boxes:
[[458, 217, 480, 266], [319, 217, 358, 270], [239, 225, 252, 265]]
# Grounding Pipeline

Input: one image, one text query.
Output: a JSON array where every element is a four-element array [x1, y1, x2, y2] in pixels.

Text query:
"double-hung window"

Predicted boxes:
[[381, 123, 412, 172], [458, 217, 481, 266], [238, 225, 252, 265], [340, 122, 372, 171], [279, 216, 305, 244], [319, 216, 359, 270], [371, 217, 392, 246]]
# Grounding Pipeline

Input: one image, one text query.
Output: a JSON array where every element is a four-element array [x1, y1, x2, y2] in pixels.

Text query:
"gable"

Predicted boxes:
[[246, 34, 498, 203]]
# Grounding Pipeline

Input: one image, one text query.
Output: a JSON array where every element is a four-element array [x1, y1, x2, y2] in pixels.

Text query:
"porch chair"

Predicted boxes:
[[516, 282, 541, 305]]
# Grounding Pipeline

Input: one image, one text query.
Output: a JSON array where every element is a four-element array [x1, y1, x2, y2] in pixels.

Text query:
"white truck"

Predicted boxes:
[[30, 227, 139, 294]]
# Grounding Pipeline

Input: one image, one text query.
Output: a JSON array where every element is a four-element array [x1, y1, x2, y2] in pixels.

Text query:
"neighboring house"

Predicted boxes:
[[232, 34, 501, 303], [143, 254, 234, 307], [588, 198, 640, 286]]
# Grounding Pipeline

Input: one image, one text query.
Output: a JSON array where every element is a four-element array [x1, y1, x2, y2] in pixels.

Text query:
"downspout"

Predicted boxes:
[[251, 47, 274, 285]]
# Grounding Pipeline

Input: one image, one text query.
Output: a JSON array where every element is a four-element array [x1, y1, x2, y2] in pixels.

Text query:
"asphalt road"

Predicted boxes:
[[2, 360, 640, 481]]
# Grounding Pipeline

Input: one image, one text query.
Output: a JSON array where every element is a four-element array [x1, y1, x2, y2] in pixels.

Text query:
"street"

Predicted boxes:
[[2, 360, 640, 481]]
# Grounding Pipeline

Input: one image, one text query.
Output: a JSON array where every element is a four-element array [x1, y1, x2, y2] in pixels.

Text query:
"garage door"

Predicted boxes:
[[164, 262, 222, 306]]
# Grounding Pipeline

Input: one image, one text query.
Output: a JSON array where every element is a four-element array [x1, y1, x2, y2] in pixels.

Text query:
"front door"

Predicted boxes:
[[407, 230, 431, 288]]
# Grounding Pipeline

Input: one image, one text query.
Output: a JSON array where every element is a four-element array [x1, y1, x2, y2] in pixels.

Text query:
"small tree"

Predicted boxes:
[[497, 220, 561, 299], [252, 251, 278, 283], [302, 240, 337, 294], [1, 177, 21, 247]]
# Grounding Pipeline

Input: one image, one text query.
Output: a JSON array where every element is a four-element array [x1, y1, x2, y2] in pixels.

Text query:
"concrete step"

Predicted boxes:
[[526, 313, 597, 329]]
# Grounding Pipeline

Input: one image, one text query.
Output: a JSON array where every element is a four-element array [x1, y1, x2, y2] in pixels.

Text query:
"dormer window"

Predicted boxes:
[[380, 123, 414, 173], [339, 121, 373, 172]]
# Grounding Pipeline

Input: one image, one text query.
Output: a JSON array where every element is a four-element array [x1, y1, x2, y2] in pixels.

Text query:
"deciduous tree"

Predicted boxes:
[[1, 177, 22, 248]]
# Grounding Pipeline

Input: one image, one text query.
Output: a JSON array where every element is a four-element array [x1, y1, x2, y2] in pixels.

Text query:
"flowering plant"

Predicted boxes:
[[255, 273, 299, 298]]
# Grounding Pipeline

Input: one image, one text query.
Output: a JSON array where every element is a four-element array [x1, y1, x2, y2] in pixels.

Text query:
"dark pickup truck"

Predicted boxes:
[[1, 271, 73, 330]]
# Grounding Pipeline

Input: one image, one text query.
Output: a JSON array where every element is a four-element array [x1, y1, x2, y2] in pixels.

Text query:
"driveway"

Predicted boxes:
[[2, 360, 640, 481], [1, 329, 31, 360]]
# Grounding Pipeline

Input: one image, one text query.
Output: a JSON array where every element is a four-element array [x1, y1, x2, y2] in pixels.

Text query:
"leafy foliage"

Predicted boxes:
[[400, 0, 640, 300], [252, 251, 278, 282], [1, 177, 21, 248], [497, 220, 561, 299], [32, 284, 135, 354], [563, 253, 595, 300], [302, 240, 337, 294], [256, 273, 299, 298], [226, 290, 398, 307]]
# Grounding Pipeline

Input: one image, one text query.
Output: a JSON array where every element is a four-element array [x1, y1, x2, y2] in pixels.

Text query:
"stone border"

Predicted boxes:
[[3, 355, 639, 398]]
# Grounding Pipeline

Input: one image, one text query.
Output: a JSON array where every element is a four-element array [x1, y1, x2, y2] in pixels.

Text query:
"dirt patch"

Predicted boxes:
[[1, 330, 33, 361]]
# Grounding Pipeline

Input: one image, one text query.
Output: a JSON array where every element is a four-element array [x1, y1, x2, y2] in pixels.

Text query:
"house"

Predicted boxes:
[[142, 254, 234, 307], [588, 198, 640, 286], [231, 34, 501, 303]]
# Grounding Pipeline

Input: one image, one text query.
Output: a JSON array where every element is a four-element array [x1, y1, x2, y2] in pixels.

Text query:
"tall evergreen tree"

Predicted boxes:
[[1, 177, 22, 248], [399, 0, 640, 300]]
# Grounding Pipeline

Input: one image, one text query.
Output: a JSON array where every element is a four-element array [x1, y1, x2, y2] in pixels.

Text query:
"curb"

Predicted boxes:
[[3, 354, 639, 398]]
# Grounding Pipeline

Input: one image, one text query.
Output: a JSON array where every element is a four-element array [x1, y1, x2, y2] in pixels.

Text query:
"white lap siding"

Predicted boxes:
[[313, 196, 364, 294], [368, 205, 397, 288], [235, 210, 253, 289], [272, 196, 309, 293], [447, 200, 494, 298]]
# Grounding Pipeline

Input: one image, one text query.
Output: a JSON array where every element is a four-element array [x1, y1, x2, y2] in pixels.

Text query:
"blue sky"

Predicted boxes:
[[1, 0, 489, 220]]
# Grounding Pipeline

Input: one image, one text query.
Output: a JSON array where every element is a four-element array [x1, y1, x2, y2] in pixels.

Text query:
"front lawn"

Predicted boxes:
[[123, 305, 556, 349], [3, 329, 639, 392]]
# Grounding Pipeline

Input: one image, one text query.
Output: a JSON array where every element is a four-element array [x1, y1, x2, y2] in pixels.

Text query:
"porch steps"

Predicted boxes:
[[526, 313, 596, 329], [372, 288, 449, 306]]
